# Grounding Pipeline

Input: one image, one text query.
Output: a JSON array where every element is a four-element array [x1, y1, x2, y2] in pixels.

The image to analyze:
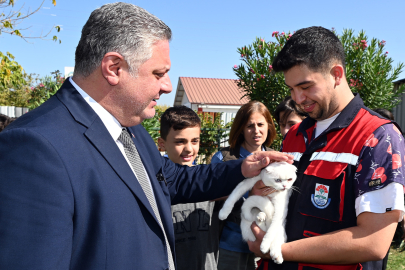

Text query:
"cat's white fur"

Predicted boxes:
[[219, 161, 297, 264]]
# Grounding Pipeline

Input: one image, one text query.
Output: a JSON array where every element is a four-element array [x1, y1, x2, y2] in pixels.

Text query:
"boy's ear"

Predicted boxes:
[[157, 137, 166, 151]]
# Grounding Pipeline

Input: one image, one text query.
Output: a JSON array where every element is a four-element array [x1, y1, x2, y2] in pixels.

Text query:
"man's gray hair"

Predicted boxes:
[[74, 2, 172, 77]]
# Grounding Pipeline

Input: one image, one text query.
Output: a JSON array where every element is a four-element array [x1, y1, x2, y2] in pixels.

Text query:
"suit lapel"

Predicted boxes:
[[55, 79, 158, 222]]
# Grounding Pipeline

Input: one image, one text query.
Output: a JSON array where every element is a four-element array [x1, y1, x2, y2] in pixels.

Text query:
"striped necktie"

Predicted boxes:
[[119, 129, 175, 270]]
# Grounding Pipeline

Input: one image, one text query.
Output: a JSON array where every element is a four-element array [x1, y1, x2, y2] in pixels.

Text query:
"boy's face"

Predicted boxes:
[[158, 126, 200, 166]]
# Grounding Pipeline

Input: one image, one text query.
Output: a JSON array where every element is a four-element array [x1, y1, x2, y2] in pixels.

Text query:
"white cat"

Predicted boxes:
[[218, 161, 297, 264]]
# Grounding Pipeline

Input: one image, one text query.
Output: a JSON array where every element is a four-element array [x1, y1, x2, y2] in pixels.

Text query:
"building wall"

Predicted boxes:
[[392, 81, 405, 133]]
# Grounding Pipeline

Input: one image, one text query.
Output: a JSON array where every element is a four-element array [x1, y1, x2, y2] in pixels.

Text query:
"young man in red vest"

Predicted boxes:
[[250, 26, 405, 270]]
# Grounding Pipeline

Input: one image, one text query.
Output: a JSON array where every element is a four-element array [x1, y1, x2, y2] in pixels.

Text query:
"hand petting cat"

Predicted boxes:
[[241, 150, 294, 178]]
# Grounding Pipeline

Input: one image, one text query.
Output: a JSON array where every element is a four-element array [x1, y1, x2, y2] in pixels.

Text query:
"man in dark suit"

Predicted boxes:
[[0, 3, 292, 269]]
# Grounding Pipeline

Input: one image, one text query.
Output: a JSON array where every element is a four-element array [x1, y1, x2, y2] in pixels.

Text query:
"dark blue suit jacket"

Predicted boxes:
[[0, 80, 244, 269]]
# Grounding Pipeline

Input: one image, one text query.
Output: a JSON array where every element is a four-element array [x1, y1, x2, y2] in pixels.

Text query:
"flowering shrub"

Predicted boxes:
[[233, 32, 292, 115], [340, 29, 404, 109], [28, 70, 65, 109], [198, 112, 232, 164]]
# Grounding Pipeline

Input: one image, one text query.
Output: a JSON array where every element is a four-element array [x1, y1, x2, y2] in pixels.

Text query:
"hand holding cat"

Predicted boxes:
[[250, 181, 277, 196], [248, 222, 271, 258], [241, 151, 293, 178]]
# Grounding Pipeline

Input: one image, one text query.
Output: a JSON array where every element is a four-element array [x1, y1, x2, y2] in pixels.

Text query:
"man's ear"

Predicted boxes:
[[101, 52, 125, 86], [331, 65, 344, 87], [157, 137, 166, 151]]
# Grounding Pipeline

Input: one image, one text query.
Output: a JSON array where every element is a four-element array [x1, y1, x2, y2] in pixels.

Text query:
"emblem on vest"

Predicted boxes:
[[311, 183, 331, 209]]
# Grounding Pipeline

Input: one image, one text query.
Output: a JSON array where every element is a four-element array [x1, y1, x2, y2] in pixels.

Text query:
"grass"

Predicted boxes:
[[387, 241, 405, 270]]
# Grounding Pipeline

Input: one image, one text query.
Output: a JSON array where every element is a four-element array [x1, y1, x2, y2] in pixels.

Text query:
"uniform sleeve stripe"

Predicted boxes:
[[310, 152, 359, 166], [285, 152, 303, 162]]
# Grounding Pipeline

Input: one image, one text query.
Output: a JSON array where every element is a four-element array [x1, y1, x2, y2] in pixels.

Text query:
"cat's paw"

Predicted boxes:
[[259, 238, 271, 254], [270, 243, 284, 264], [256, 212, 266, 222], [218, 208, 230, 220]]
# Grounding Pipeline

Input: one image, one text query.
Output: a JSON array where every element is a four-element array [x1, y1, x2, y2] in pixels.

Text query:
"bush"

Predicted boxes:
[[27, 70, 65, 109], [198, 113, 231, 164], [340, 29, 405, 109]]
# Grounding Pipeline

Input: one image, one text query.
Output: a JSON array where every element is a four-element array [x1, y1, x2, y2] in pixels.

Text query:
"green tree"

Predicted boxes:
[[0, 51, 26, 90], [340, 29, 404, 109], [1, 0, 60, 42], [198, 113, 231, 164], [0, 51, 34, 106], [141, 105, 167, 142], [27, 70, 64, 109], [233, 32, 291, 115]]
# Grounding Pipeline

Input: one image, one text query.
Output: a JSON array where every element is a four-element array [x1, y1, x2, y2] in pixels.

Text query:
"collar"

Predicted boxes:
[[296, 93, 364, 137], [69, 77, 123, 142], [239, 145, 267, 158]]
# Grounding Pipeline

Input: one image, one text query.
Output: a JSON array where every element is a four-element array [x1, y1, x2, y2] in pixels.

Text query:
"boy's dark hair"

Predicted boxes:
[[373, 108, 394, 121], [0, 114, 16, 132], [272, 26, 345, 74], [274, 96, 307, 125], [160, 106, 201, 140]]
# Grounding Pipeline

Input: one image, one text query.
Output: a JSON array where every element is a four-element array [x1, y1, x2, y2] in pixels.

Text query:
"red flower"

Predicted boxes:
[[387, 143, 392, 155], [392, 154, 402, 170], [364, 134, 378, 147], [372, 167, 387, 183]]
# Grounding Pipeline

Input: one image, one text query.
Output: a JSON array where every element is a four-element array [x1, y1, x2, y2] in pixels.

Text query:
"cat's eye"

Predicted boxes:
[[275, 179, 282, 183], [288, 178, 293, 181]]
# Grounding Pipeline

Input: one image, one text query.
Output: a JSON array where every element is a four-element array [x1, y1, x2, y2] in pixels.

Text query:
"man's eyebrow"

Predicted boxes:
[[285, 80, 314, 88], [154, 67, 170, 72]]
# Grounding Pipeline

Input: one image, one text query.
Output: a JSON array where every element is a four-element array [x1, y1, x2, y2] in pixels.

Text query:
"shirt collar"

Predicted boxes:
[[239, 145, 266, 158], [69, 77, 123, 142]]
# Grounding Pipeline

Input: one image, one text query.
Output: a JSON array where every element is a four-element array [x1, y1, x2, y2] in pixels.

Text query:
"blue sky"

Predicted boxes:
[[2, 0, 405, 106]]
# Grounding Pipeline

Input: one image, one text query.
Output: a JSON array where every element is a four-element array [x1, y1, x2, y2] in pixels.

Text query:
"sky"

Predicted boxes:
[[2, 0, 405, 106]]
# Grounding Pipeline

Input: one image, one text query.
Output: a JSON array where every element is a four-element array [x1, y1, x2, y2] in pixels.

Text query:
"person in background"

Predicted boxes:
[[373, 108, 394, 121], [0, 114, 16, 132], [274, 96, 307, 137], [158, 106, 220, 270], [211, 100, 277, 270]]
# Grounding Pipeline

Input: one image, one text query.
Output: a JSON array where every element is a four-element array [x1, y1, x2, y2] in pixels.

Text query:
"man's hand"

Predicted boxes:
[[241, 151, 294, 178], [247, 222, 271, 259], [250, 180, 276, 196]]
